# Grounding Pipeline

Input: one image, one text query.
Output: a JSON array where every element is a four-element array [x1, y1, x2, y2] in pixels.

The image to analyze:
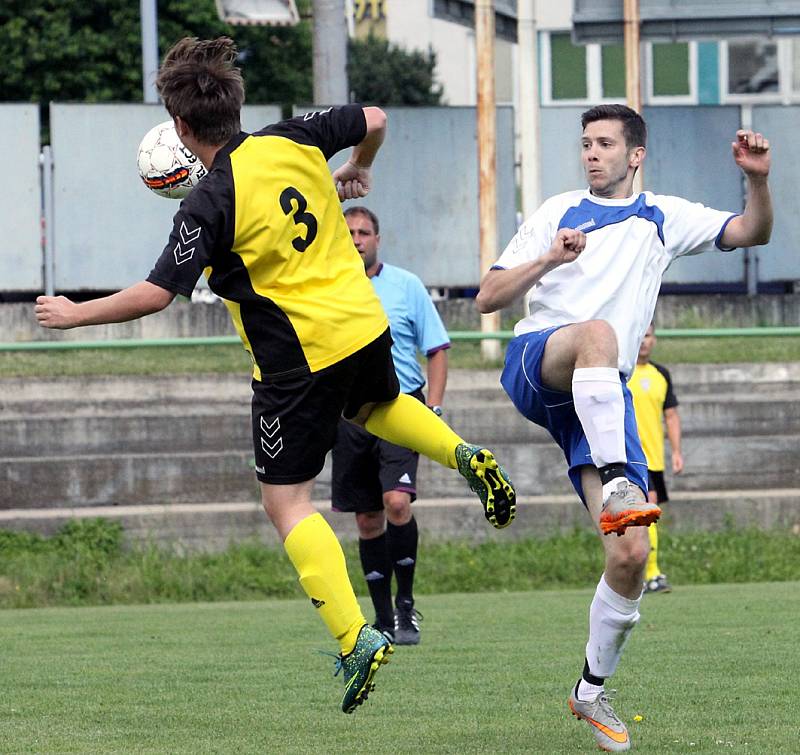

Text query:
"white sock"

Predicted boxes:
[[577, 678, 605, 702], [572, 367, 627, 468], [585, 574, 641, 679]]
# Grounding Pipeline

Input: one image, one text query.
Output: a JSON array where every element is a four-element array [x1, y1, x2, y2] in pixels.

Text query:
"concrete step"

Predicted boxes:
[[1, 489, 798, 551], [4, 432, 798, 509], [3, 391, 799, 460]]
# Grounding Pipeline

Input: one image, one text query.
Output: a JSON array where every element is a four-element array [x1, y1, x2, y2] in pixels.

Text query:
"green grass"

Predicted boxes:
[[0, 335, 798, 377], [0, 583, 797, 753], [3, 520, 800, 609]]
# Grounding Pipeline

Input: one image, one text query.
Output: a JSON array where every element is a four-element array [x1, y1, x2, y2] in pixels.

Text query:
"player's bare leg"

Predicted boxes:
[[568, 466, 650, 751]]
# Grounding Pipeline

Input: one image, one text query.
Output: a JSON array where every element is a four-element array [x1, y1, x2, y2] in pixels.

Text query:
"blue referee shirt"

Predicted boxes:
[[370, 263, 450, 395]]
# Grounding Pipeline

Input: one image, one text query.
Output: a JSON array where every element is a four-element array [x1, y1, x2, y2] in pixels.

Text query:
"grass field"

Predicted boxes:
[[1, 335, 799, 377], [1, 582, 797, 753]]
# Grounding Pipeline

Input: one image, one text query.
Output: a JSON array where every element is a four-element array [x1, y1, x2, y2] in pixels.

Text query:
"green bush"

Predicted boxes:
[[1, 520, 798, 609]]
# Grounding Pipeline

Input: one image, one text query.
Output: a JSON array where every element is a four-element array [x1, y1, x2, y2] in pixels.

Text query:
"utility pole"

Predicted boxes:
[[475, 0, 501, 361], [140, 0, 159, 103], [313, 0, 349, 105], [517, 0, 541, 220], [624, 0, 643, 192]]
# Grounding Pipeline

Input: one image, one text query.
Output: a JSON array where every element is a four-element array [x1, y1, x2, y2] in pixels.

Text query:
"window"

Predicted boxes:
[[542, 32, 625, 104], [601, 44, 626, 99], [542, 32, 696, 106], [550, 32, 587, 100], [652, 43, 690, 96], [720, 38, 800, 103], [729, 40, 778, 95]]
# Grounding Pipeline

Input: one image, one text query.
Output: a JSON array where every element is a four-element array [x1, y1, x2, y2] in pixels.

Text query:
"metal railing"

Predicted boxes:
[[1, 327, 799, 352]]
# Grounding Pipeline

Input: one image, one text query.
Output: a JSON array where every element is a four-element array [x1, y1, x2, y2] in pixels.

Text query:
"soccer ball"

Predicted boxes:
[[136, 120, 207, 199]]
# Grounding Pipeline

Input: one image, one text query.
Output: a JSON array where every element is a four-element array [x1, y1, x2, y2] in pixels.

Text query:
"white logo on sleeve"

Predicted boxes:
[[173, 221, 202, 265], [398, 473, 412, 484], [260, 416, 283, 459]]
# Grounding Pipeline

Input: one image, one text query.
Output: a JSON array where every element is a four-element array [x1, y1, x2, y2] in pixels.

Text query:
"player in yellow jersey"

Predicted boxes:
[[628, 324, 684, 594], [34, 37, 516, 714]]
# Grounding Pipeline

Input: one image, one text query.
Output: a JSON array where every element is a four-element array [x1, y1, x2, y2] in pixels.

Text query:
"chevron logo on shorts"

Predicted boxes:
[[398, 473, 412, 484], [259, 416, 283, 458]]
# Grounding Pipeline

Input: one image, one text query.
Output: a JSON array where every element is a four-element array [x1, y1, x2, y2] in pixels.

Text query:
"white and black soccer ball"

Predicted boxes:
[[136, 120, 207, 199]]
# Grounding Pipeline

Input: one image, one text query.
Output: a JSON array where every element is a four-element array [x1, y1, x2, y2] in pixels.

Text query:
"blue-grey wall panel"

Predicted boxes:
[[50, 103, 281, 291], [296, 106, 517, 288], [539, 107, 587, 202], [644, 106, 745, 284], [751, 106, 800, 282], [1, 104, 41, 290]]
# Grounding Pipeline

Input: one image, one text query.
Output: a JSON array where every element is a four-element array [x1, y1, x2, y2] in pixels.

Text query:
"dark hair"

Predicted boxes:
[[343, 206, 380, 234], [156, 37, 244, 145], [581, 104, 647, 149]]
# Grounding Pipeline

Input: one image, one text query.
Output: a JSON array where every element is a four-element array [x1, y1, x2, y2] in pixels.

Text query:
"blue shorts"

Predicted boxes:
[[500, 326, 648, 504]]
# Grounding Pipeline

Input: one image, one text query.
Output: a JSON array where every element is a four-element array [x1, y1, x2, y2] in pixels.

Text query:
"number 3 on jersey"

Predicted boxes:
[[280, 186, 318, 252]]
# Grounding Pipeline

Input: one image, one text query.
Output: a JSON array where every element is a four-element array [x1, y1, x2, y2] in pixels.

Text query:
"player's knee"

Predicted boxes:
[[383, 490, 412, 523], [582, 319, 617, 352], [609, 534, 650, 574], [355, 510, 385, 538]]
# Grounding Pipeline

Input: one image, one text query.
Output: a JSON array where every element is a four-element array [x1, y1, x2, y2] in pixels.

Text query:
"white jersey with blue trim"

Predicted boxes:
[[494, 189, 737, 378]]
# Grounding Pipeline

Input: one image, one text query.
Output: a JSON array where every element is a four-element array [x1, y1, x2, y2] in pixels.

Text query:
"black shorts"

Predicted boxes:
[[331, 390, 424, 513], [251, 328, 399, 484], [648, 470, 669, 503]]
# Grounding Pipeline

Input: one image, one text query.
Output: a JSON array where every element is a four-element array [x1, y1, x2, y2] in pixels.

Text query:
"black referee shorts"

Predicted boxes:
[[250, 328, 399, 485], [647, 469, 669, 503], [331, 390, 424, 513]]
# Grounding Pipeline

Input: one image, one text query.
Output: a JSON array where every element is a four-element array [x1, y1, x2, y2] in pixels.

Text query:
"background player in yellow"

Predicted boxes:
[[34, 36, 516, 715], [629, 323, 684, 594]]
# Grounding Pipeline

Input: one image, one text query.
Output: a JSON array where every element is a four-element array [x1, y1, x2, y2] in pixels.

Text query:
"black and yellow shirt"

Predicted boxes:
[[628, 361, 678, 472], [147, 105, 388, 381]]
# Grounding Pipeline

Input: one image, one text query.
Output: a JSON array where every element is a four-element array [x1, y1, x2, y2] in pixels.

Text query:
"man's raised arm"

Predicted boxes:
[[720, 129, 773, 249]]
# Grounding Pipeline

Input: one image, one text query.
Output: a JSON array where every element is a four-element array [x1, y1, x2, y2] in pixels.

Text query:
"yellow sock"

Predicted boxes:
[[284, 513, 365, 654], [364, 393, 465, 468], [645, 523, 660, 581]]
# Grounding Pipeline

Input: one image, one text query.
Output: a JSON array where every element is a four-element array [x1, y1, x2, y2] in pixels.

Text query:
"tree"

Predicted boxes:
[[347, 35, 443, 106], [0, 0, 312, 106]]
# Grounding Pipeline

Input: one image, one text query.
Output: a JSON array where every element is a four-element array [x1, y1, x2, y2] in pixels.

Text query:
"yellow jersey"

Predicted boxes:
[[628, 361, 678, 471], [148, 106, 388, 381]]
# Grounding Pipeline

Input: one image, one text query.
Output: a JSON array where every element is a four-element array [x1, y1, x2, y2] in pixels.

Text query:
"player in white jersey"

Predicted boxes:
[[477, 104, 772, 751]]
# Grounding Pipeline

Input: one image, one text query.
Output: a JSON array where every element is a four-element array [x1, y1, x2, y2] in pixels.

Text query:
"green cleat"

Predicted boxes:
[[455, 444, 516, 529], [335, 624, 394, 714]]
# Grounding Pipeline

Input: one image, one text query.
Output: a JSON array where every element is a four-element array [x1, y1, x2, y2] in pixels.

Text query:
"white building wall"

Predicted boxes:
[[385, 0, 523, 105]]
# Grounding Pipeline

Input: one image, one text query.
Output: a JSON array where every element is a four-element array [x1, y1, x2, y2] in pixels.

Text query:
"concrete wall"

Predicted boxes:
[[3, 293, 800, 346]]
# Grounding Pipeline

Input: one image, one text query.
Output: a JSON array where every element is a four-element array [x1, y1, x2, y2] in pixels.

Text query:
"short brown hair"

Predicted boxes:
[[581, 104, 647, 149], [343, 206, 380, 234], [156, 37, 244, 145]]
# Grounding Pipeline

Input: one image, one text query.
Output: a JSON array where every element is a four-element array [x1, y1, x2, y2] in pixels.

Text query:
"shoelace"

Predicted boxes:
[[317, 649, 345, 677], [595, 690, 623, 725]]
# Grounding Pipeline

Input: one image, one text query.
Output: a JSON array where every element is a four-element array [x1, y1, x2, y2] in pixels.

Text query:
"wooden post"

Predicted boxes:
[[475, 0, 501, 361], [623, 0, 644, 193]]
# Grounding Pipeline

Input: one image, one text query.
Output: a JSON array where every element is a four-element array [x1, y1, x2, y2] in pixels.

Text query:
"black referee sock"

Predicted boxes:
[[358, 534, 394, 630], [387, 516, 418, 605]]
